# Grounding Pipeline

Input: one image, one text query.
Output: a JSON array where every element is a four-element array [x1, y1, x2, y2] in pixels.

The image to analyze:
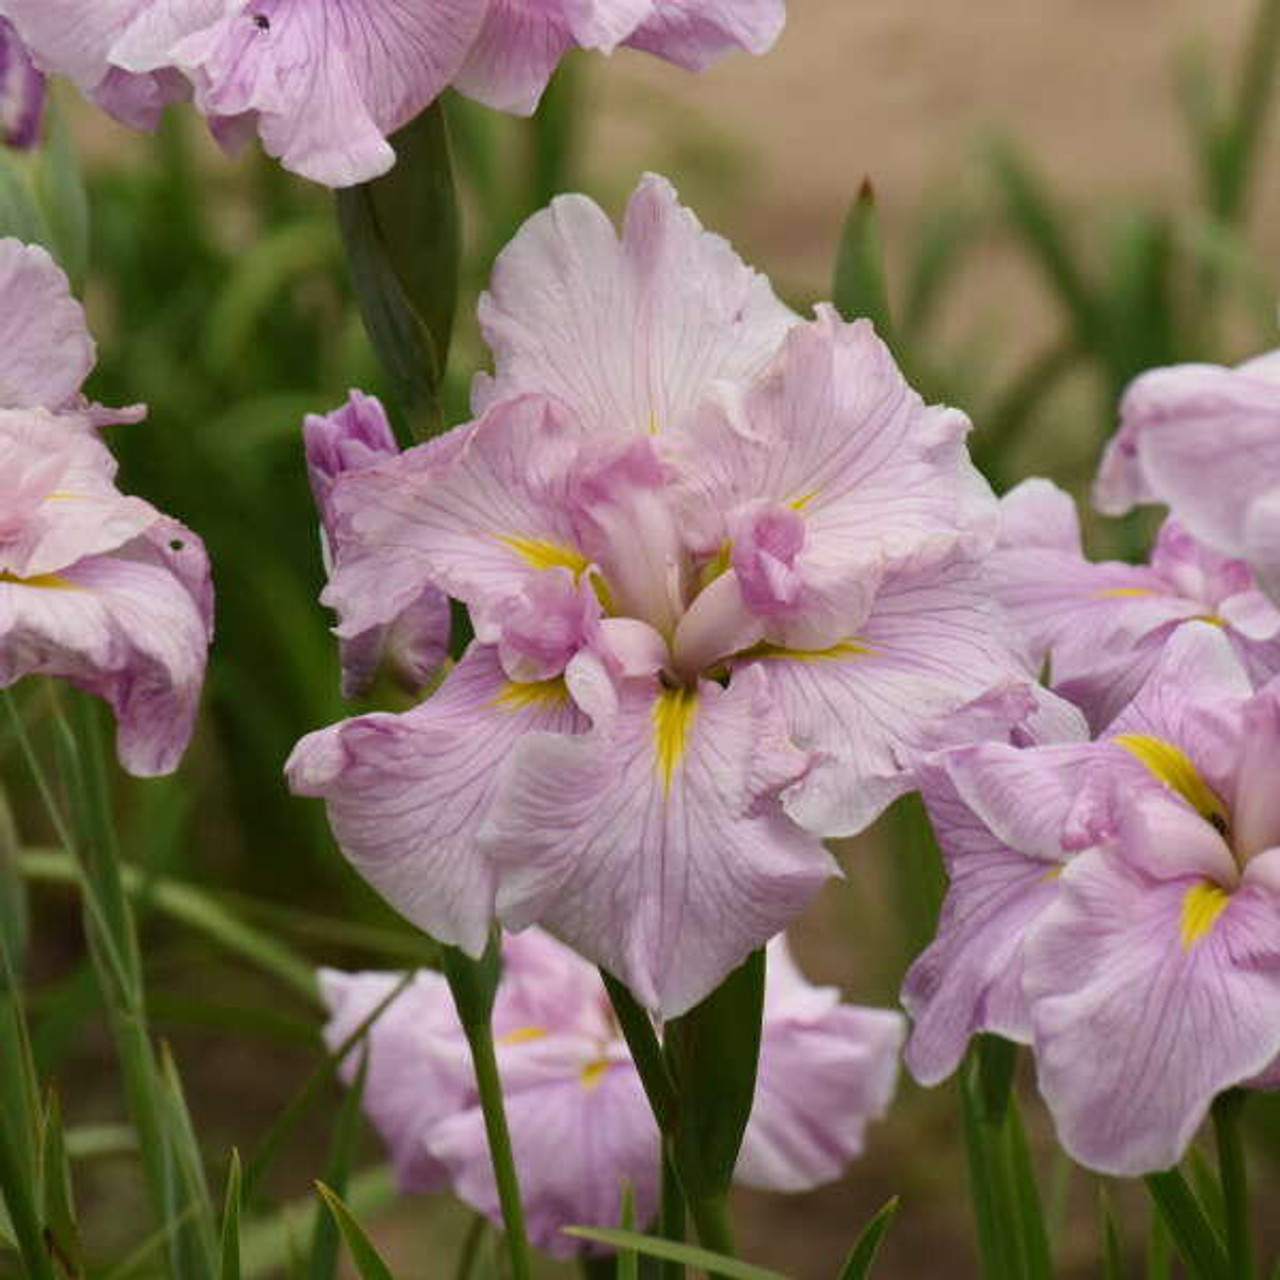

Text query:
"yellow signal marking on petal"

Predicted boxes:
[[699, 541, 733, 591], [1193, 614, 1227, 628], [496, 534, 589, 577], [743, 638, 873, 663], [1111, 733, 1229, 825], [789, 492, 817, 511], [498, 1025, 548, 1046], [580, 1058, 611, 1090], [489, 678, 570, 712], [1180, 881, 1230, 950], [653, 685, 697, 794], [0, 571, 75, 589], [1096, 587, 1157, 598]]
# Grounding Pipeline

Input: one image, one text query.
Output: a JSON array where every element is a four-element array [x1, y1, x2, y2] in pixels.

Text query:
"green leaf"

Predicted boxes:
[[601, 971, 677, 1132], [21, 850, 320, 1008], [0, 153, 51, 247], [617, 1182, 639, 1280], [1144, 1168, 1229, 1280], [220, 1153, 242, 1280], [441, 936, 502, 1029], [832, 179, 895, 351], [336, 100, 459, 442], [664, 949, 765, 1205], [835, 1198, 898, 1280], [1100, 1188, 1124, 1280], [32, 101, 90, 289], [39, 1091, 84, 1280], [314, 1184, 398, 1280], [0, 791, 28, 976], [306, 1049, 368, 1280], [563, 1229, 789, 1280]]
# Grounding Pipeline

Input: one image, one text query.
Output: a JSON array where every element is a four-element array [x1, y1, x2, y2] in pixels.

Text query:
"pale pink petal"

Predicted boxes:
[[754, 560, 1032, 837], [286, 645, 588, 957], [0, 240, 94, 410], [738, 938, 903, 1191], [996, 477, 1082, 554], [1026, 848, 1280, 1175], [318, 968, 472, 1194], [427, 1058, 660, 1258], [323, 396, 587, 644], [0, 534, 212, 776], [474, 174, 797, 436], [626, 0, 785, 70], [171, 0, 485, 186], [483, 663, 834, 1015], [1233, 683, 1280, 863]]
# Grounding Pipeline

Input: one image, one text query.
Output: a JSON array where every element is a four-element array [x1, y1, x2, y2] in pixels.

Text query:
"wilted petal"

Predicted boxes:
[[1027, 847, 1280, 1175], [483, 663, 834, 1015], [0, 18, 46, 149], [286, 645, 588, 957], [474, 174, 796, 435]]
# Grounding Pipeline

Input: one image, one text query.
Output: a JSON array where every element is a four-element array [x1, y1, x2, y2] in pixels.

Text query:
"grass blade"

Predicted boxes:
[[306, 1048, 368, 1280], [836, 1197, 899, 1280], [1144, 1168, 1228, 1280], [220, 1153, 242, 1280], [833, 179, 895, 350], [563, 1228, 789, 1280], [314, 1184, 397, 1280]]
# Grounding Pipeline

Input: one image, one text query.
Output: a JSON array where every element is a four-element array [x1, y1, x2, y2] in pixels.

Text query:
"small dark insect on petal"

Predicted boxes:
[[253, 13, 270, 30]]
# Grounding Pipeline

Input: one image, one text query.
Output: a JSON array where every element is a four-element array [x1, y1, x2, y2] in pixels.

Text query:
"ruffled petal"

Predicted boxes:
[[483, 662, 834, 1015], [474, 174, 796, 436], [0, 240, 94, 409], [0, 529, 212, 776], [286, 644, 588, 957], [754, 559, 1032, 837], [625, 0, 784, 70], [1026, 848, 1280, 1175], [318, 968, 472, 1194]]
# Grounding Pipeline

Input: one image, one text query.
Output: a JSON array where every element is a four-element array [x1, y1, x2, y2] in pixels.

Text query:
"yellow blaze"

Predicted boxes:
[[1111, 733, 1228, 826], [489, 678, 570, 712], [580, 1058, 611, 1090], [498, 1025, 548, 1046], [746, 638, 872, 663], [1096, 587, 1156, 598], [653, 685, 697, 793], [0, 571, 75, 589], [497, 534, 589, 577], [1180, 881, 1230, 950]]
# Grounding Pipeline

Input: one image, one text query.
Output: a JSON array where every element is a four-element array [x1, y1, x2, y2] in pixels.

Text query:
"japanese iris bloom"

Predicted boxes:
[[990, 478, 1280, 729], [0, 241, 213, 775], [288, 175, 1031, 1016], [1096, 349, 1280, 609], [0, 0, 784, 186], [905, 622, 1280, 1176], [320, 930, 904, 1255], [303, 390, 450, 698], [0, 17, 43, 150]]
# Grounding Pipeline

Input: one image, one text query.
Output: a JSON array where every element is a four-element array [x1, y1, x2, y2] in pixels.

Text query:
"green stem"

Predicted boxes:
[[601, 972, 678, 1131], [443, 943, 530, 1280], [1212, 1090, 1252, 1280], [459, 1022, 532, 1280], [685, 1194, 734, 1258], [659, 1151, 686, 1280], [1144, 1168, 1229, 1280]]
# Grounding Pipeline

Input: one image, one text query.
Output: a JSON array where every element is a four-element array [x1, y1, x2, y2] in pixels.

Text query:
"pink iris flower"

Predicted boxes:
[[303, 390, 450, 699], [0, 240, 213, 774], [1096, 348, 1280, 609], [905, 622, 1280, 1176], [0, 17, 44, 150], [320, 930, 904, 1256], [288, 176, 1032, 1015], [990, 478, 1280, 729], [0, 0, 785, 186]]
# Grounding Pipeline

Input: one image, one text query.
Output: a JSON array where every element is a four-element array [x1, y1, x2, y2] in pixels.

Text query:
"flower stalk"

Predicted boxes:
[[1211, 1090, 1252, 1280]]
